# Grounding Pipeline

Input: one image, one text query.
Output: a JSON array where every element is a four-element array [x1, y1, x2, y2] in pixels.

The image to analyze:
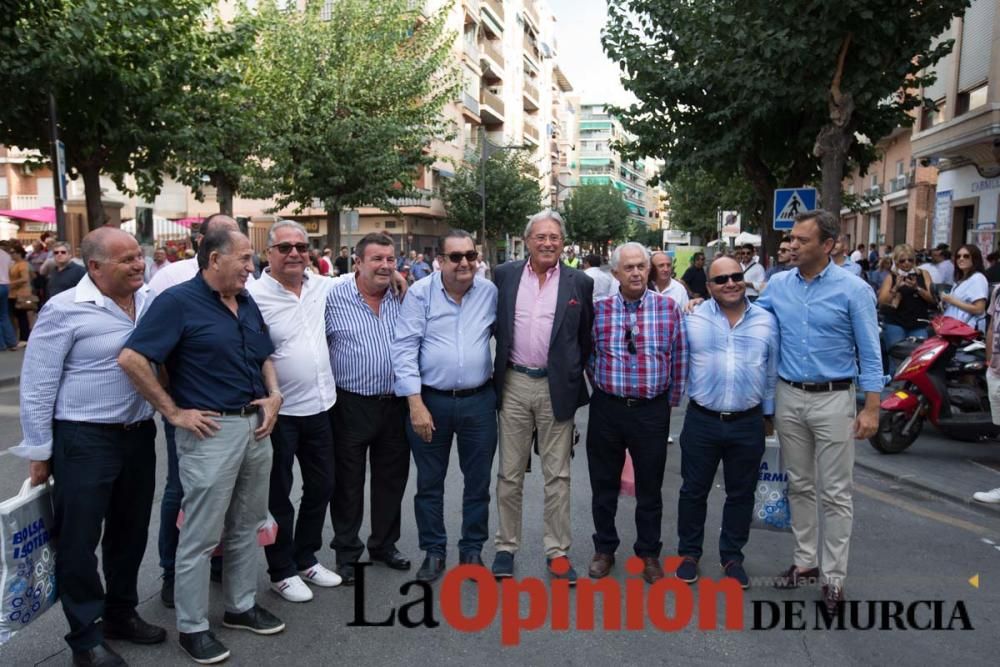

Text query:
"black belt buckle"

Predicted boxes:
[[624, 397, 640, 408], [717, 410, 735, 421], [122, 421, 143, 431]]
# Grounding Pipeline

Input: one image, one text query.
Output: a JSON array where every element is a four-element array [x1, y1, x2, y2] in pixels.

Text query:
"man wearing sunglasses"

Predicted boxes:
[[674, 256, 777, 590], [765, 237, 792, 279], [586, 242, 687, 584], [45, 241, 87, 297], [393, 230, 498, 582]]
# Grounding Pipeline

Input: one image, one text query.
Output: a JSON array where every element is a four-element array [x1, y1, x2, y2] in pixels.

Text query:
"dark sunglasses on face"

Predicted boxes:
[[956, 253, 972, 259], [52, 250, 68, 255], [710, 271, 744, 285], [446, 251, 478, 263], [270, 242, 310, 255]]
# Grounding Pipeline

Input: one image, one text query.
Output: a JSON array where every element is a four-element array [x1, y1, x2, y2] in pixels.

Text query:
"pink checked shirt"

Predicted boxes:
[[510, 261, 560, 368]]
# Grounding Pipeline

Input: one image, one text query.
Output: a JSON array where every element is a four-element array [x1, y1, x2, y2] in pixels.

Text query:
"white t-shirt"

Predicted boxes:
[[147, 256, 256, 295], [943, 272, 988, 329], [742, 259, 767, 297], [655, 279, 689, 311], [585, 266, 618, 301], [935, 259, 955, 285], [850, 249, 863, 263]]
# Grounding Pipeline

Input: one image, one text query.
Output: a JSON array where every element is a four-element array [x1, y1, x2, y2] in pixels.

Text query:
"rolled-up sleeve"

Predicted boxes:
[[392, 285, 426, 397], [851, 285, 884, 393], [11, 305, 75, 460]]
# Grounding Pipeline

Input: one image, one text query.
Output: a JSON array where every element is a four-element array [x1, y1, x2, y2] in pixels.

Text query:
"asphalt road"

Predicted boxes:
[[0, 386, 999, 666]]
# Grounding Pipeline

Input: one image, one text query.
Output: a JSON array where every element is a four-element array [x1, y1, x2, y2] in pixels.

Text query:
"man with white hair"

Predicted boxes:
[[585, 242, 687, 584], [491, 210, 594, 583]]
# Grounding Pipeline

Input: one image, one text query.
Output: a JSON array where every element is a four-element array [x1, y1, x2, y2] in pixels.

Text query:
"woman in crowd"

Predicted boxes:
[[940, 244, 989, 330], [8, 244, 32, 348], [878, 244, 936, 351]]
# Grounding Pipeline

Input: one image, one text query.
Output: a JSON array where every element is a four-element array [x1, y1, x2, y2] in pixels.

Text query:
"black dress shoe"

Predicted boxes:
[[222, 604, 285, 635], [337, 562, 356, 586], [459, 551, 484, 566], [179, 630, 230, 665], [416, 555, 446, 582], [161, 579, 174, 609], [72, 642, 126, 667], [370, 548, 411, 570], [103, 613, 167, 645]]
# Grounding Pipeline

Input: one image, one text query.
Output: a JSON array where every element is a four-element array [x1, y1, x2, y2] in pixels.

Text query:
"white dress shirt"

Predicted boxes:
[[585, 266, 618, 301], [654, 278, 689, 310], [247, 270, 337, 416], [148, 256, 255, 295], [742, 258, 767, 298]]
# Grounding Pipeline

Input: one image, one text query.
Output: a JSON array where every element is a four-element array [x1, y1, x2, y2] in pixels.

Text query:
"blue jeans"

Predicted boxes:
[[406, 386, 497, 557], [882, 323, 928, 355], [0, 285, 16, 348]]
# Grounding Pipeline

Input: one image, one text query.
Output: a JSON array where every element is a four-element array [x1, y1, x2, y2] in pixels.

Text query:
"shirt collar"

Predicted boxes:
[[615, 287, 651, 311], [193, 271, 251, 301], [523, 258, 560, 281], [262, 268, 310, 294], [73, 272, 151, 309], [349, 273, 395, 303], [792, 259, 835, 282]]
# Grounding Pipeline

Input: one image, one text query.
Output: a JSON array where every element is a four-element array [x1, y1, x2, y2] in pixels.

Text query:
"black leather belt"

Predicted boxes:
[[598, 389, 667, 408], [74, 419, 154, 431], [507, 362, 547, 378], [690, 401, 761, 422], [218, 405, 259, 417], [423, 383, 491, 398], [780, 378, 853, 392], [338, 389, 401, 401]]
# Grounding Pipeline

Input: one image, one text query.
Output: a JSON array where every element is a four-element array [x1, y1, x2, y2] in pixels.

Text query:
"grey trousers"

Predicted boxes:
[[174, 415, 272, 633]]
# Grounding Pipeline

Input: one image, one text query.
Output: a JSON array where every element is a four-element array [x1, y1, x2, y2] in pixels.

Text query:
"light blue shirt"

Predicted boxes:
[[684, 298, 778, 414], [756, 261, 884, 393], [13, 274, 155, 460], [840, 257, 863, 278], [393, 272, 497, 396]]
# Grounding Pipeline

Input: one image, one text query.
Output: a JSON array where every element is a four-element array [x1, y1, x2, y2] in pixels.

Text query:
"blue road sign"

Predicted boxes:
[[773, 188, 817, 230]]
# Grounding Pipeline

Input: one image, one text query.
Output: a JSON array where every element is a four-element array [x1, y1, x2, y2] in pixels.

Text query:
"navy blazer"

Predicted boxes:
[[492, 259, 594, 422]]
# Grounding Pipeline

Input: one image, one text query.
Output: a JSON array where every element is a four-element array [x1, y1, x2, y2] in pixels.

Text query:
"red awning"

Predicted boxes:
[[0, 207, 56, 225], [173, 216, 204, 228]]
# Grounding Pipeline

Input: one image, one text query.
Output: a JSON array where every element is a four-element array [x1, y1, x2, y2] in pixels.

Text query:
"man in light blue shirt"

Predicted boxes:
[[756, 210, 882, 612], [675, 256, 778, 590], [393, 229, 498, 582]]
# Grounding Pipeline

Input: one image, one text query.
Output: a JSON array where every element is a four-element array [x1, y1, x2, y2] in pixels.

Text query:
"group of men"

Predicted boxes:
[[15, 207, 882, 666]]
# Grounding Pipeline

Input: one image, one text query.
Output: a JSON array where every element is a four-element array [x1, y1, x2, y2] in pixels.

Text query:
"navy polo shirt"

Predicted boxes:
[[125, 272, 275, 411]]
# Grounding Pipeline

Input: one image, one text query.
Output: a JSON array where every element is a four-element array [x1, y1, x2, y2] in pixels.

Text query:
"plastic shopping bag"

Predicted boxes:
[[0, 479, 58, 645], [620, 451, 636, 497], [751, 437, 792, 532]]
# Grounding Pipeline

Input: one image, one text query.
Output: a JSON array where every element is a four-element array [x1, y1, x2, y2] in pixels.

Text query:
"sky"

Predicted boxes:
[[547, 0, 634, 106]]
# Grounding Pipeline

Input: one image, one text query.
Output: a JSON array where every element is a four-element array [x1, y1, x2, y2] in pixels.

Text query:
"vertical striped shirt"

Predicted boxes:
[[325, 275, 402, 395], [12, 274, 154, 461], [588, 288, 687, 405]]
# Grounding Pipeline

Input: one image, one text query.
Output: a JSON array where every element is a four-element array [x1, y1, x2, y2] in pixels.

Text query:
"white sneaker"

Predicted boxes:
[[668, 436, 674, 444], [973, 488, 1000, 504], [299, 563, 342, 587], [271, 575, 313, 602]]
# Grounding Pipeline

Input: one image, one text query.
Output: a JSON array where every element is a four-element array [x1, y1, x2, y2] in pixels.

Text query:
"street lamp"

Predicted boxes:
[[478, 126, 527, 262]]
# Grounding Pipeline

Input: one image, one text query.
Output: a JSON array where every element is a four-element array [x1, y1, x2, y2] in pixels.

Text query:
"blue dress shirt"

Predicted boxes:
[[684, 298, 778, 415], [756, 261, 884, 393], [393, 273, 497, 396]]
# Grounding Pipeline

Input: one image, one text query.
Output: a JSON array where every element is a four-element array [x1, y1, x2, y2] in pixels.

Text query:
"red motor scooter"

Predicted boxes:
[[871, 315, 997, 454]]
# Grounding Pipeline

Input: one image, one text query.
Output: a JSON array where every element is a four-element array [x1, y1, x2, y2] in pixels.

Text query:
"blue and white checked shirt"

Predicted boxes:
[[684, 298, 779, 415], [393, 273, 497, 396], [12, 274, 154, 460], [325, 275, 402, 396], [756, 261, 884, 393]]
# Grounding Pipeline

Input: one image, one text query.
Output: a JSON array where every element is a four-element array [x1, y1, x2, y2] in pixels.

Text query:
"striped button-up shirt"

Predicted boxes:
[[325, 275, 401, 396], [588, 288, 687, 405], [684, 298, 779, 415], [12, 274, 154, 461]]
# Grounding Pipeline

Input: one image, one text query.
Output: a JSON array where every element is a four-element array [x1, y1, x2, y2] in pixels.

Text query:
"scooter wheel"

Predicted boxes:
[[869, 411, 921, 454]]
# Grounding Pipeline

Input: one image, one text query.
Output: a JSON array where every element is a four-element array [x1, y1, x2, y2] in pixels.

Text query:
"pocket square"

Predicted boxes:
[[568, 298, 579, 306]]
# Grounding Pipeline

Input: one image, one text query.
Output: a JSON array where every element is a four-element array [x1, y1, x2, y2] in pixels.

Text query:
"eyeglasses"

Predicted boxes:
[[956, 253, 972, 259], [710, 272, 744, 285], [897, 257, 914, 263], [530, 234, 563, 244], [270, 242, 309, 255], [445, 251, 478, 263], [624, 327, 638, 355], [52, 250, 68, 255]]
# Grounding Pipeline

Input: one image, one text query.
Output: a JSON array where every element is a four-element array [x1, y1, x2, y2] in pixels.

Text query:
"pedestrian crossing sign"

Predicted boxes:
[[773, 188, 817, 230]]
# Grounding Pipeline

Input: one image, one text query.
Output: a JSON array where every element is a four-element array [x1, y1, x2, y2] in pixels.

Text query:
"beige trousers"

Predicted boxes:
[[774, 381, 856, 587], [495, 371, 575, 559]]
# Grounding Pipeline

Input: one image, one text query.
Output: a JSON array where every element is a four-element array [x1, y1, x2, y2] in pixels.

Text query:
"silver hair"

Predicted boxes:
[[267, 219, 309, 246], [650, 250, 672, 264], [80, 231, 111, 265], [609, 242, 651, 271], [523, 209, 568, 240], [50, 240, 71, 253]]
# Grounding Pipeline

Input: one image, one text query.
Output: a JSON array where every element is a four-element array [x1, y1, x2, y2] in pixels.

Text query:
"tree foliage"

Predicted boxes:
[[244, 0, 461, 251], [563, 183, 631, 250], [603, 0, 970, 256], [664, 168, 755, 242]]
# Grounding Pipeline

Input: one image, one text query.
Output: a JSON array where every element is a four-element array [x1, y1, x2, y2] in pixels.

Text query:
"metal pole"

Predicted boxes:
[[479, 126, 487, 256], [48, 92, 67, 240]]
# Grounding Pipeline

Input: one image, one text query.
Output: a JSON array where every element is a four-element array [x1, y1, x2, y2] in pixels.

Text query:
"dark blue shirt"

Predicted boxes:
[[125, 272, 275, 410]]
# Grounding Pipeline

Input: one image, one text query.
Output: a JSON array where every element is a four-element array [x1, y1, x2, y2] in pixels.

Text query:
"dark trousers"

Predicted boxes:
[[329, 391, 410, 564], [9, 299, 29, 342], [586, 390, 670, 558], [405, 387, 497, 557], [677, 405, 766, 564], [51, 419, 156, 652], [266, 411, 335, 581]]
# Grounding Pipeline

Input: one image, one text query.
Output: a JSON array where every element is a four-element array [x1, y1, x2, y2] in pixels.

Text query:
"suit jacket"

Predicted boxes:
[[493, 259, 594, 422]]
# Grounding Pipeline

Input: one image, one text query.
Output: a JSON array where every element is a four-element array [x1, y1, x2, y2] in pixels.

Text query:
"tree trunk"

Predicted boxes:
[[216, 178, 234, 217], [325, 207, 341, 256], [740, 154, 779, 265], [80, 164, 106, 230], [816, 125, 851, 220]]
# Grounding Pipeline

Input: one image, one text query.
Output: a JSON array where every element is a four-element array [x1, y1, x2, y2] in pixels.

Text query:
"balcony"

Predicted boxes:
[[389, 189, 435, 208], [11, 194, 40, 209], [523, 122, 540, 145], [461, 91, 481, 120], [523, 81, 539, 111], [480, 89, 505, 124], [480, 39, 504, 79], [482, 0, 504, 26], [523, 1, 540, 32], [463, 38, 480, 64], [462, 0, 480, 23]]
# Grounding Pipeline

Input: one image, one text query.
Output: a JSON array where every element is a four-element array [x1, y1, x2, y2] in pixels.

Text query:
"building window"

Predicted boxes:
[[955, 84, 988, 116], [895, 160, 904, 177], [921, 100, 945, 129]]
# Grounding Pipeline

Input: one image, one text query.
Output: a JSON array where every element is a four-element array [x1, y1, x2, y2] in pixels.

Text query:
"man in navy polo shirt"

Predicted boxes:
[[119, 228, 285, 665]]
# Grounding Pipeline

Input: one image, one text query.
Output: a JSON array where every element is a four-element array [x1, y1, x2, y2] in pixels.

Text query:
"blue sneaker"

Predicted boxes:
[[675, 556, 699, 584], [722, 560, 750, 589], [546, 556, 578, 586], [492, 551, 514, 578]]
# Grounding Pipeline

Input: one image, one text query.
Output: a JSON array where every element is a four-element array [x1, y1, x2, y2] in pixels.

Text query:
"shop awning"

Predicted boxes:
[[0, 207, 56, 224]]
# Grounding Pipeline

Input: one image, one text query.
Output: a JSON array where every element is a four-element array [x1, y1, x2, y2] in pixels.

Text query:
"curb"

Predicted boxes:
[[855, 458, 1000, 516], [0, 375, 18, 390]]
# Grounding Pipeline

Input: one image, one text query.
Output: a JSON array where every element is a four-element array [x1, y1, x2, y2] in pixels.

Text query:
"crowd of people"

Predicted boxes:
[[9, 207, 1000, 667]]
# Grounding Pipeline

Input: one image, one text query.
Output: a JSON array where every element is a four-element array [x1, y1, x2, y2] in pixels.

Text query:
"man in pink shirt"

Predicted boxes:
[[491, 210, 594, 583]]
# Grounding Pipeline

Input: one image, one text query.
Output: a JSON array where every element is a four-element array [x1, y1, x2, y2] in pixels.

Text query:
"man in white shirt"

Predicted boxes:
[[849, 244, 864, 263], [932, 245, 955, 287], [582, 253, 618, 301], [649, 251, 689, 310], [248, 220, 341, 602], [148, 216, 257, 295], [738, 244, 768, 300]]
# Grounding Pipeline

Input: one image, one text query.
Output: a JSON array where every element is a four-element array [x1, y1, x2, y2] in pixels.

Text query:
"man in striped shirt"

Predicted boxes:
[[586, 242, 687, 584], [325, 232, 411, 583]]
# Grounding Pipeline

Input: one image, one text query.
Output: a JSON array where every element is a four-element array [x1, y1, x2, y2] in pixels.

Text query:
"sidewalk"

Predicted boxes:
[[0, 347, 22, 389]]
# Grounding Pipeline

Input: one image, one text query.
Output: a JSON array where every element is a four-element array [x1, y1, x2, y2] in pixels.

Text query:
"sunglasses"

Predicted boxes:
[[445, 251, 478, 263], [270, 242, 310, 255], [956, 253, 972, 259], [624, 327, 638, 355], [897, 257, 914, 263], [710, 271, 744, 285], [52, 250, 68, 255]]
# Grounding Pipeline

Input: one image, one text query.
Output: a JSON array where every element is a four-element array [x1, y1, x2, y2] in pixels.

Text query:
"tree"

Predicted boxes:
[[0, 0, 219, 228], [244, 0, 460, 252], [440, 150, 542, 263], [663, 167, 756, 242], [603, 0, 969, 258], [563, 183, 631, 251]]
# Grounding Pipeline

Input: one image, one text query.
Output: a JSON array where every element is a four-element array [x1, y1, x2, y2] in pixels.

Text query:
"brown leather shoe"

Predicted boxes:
[[641, 556, 664, 584], [822, 584, 845, 613], [588, 553, 614, 578], [773, 564, 820, 589]]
